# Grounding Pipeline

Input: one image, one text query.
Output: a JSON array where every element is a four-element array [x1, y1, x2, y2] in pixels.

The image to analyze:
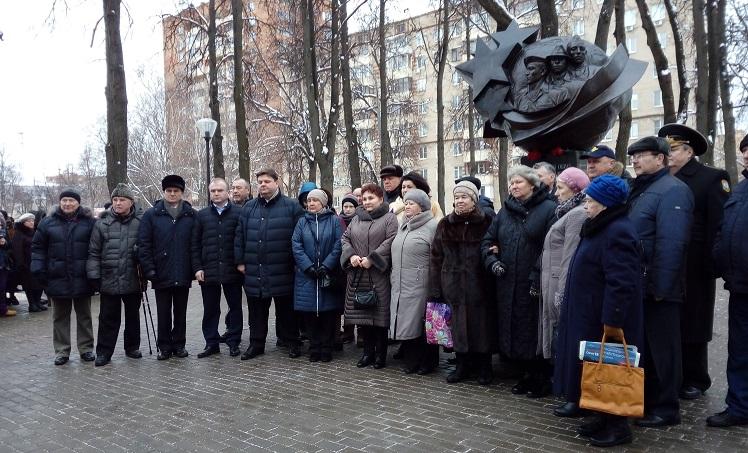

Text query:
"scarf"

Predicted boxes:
[[554, 191, 586, 221]]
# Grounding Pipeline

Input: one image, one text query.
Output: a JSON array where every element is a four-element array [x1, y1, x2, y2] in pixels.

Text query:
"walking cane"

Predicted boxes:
[[141, 296, 153, 355], [143, 289, 158, 353], [137, 266, 159, 354]]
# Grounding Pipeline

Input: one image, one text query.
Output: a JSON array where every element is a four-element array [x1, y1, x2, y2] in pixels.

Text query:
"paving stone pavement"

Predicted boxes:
[[0, 283, 746, 453]]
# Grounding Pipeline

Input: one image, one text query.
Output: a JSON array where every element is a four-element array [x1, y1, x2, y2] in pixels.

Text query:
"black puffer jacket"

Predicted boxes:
[[30, 206, 96, 298], [481, 187, 557, 360], [191, 203, 243, 285], [234, 192, 304, 298], [137, 200, 196, 290], [86, 207, 142, 295]]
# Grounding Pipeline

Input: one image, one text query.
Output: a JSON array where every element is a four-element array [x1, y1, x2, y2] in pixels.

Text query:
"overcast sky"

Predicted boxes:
[[0, 0, 433, 185]]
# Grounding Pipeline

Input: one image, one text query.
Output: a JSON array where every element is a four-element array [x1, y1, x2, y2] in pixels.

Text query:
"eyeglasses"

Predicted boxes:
[[631, 152, 657, 161]]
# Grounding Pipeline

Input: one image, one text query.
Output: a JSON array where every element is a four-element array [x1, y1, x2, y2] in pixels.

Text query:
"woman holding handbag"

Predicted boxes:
[[292, 189, 344, 362], [389, 189, 439, 374], [554, 174, 644, 447], [430, 181, 495, 384], [341, 183, 398, 369]]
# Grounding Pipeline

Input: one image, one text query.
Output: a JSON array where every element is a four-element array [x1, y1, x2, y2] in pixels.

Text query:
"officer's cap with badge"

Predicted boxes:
[[657, 123, 708, 156]]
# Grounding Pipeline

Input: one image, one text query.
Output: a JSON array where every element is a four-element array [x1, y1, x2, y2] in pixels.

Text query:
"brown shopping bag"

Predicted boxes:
[[579, 333, 644, 418]]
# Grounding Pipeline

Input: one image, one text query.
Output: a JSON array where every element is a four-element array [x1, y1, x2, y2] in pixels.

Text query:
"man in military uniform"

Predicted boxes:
[[658, 123, 732, 400]]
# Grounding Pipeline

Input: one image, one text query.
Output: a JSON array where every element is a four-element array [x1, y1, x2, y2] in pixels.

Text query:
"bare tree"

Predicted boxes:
[[717, 0, 737, 182], [663, 0, 689, 121], [595, 0, 615, 50], [0, 148, 21, 213], [103, 0, 128, 192], [231, 0, 251, 181], [536, 0, 559, 38], [207, 0, 225, 177], [704, 0, 721, 165], [476, 0, 513, 29], [692, 0, 709, 136], [339, 0, 362, 189], [435, 0, 452, 211], [613, 0, 631, 162], [377, 0, 394, 167]]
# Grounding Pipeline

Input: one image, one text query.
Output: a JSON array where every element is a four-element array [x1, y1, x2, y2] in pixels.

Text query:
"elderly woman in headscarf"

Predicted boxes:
[[430, 180, 495, 384], [554, 174, 643, 447], [390, 189, 440, 374], [539, 167, 591, 416], [482, 165, 557, 397], [398, 171, 444, 223]]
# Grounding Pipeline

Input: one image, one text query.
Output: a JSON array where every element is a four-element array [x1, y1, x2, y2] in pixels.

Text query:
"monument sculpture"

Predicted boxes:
[[456, 21, 646, 162]]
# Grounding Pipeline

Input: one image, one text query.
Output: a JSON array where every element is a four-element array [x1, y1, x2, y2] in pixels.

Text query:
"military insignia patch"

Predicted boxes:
[[722, 179, 731, 193]]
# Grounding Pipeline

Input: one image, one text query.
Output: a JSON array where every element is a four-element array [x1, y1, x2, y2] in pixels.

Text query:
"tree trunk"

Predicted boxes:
[[232, 0, 250, 180], [476, 0, 512, 29], [320, 0, 341, 190], [103, 0, 128, 192], [704, 0, 721, 165], [613, 0, 630, 162], [664, 0, 689, 122], [465, 5, 476, 176], [436, 0, 450, 211], [693, 0, 709, 137], [635, 0, 676, 124], [536, 0, 559, 38], [340, 0, 362, 189], [208, 0, 225, 178], [378, 0, 393, 167], [595, 0, 615, 51], [717, 0, 737, 182], [301, 0, 322, 182], [498, 137, 508, 203]]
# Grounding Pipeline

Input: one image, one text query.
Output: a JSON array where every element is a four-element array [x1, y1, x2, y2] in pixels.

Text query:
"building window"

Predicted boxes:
[[603, 129, 613, 142], [452, 70, 462, 85], [653, 90, 663, 107], [572, 0, 585, 10], [450, 47, 462, 62], [453, 165, 465, 179], [419, 123, 428, 137], [476, 162, 488, 174], [450, 21, 462, 37], [657, 32, 668, 49], [453, 118, 464, 133], [651, 4, 666, 25], [653, 118, 663, 133], [452, 142, 462, 156], [416, 55, 427, 71], [630, 122, 639, 138], [418, 102, 428, 114], [631, 93, 639, 110], [418, 168, 428, 180], [416, 79, 427, 92], [419, 145, 428, 159], [626, 37, 637, 53], [573, 19, 585, 36], [451, 94, 462, 109], [395, 22, 406, 34], [392, 77, 411, 94], [624, 9, 637, 30], [392, 54, 408, 71]]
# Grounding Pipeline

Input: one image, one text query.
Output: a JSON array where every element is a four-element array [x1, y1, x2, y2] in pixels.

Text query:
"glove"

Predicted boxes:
[[89, 279, 101, 292], [304, 265, 318, 279], [491, 261, 507, 278], [316, 265, 329, 278], [529, 280, 540, 298]]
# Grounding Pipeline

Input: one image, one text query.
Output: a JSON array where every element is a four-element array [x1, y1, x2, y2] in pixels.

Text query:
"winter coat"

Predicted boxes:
[[11, 223, 36, 288], [292, 208, 344, 313], [137, 199, 196, 290], [86, 207, 143, 295], [479, 195, 496, 218], [675, 158, 731, 342], [481, 187, 557, 360], [627, 169, 693, 302], [714, 169, 748, 294], [340, 203, 398, 328], [191, 203, 243, 285], [539, 204, 587, 358], [553, 205, 644, 402], [430, 208, 496, 353], [234, 193, 304, 298], [30, 206, 96, 298], [389, 211, 438, 340]]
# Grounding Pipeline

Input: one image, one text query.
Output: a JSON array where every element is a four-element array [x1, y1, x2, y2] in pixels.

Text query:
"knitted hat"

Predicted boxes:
[[59, 188, 81, 203], [453, 180, 479, 203], [557, 167, 590, 193], [740, 134, 748, 152], [402, 171, 431, 194], [306, 189, 328, 207], [110, 183, 135, 201], [508, 165, 542, 188], [404, 188, 431, 212], [161, 174, 186, 191], [585, 174, 629, 207], [16, 213, 35, 224], [379, 164, 404, 178], [341, 193, 359, 208], [627, 136, 670, 156]]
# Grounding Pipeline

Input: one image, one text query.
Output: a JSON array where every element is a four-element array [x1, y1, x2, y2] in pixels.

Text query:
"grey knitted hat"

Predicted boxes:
[[404, 188, 431, 212], [110, 183, 135, 201]]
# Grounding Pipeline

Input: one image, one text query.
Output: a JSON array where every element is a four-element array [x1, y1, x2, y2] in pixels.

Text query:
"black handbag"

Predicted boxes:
[[352, 269, 378, 309]]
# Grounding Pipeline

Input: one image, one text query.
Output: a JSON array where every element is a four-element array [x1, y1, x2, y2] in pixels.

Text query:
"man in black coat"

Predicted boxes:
[[659, 124, 732, 400], [31, 189, 97, 366], [192, 178, 243, 358], [86, 183, 143, 367], [626, 137, 694, 427], [234, 168, 304, 359], [708, 135, 748, 427], [138, 175, 196, 360]]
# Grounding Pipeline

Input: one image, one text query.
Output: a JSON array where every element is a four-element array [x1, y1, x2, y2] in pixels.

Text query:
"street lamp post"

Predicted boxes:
[[195, 118, 218, 203]]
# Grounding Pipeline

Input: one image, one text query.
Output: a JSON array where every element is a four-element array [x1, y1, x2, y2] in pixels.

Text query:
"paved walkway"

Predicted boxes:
[[0, 284, 745, 452]]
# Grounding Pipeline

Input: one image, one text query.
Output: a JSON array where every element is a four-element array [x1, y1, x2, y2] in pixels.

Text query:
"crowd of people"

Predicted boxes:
[[1, 124, 747, 448]]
